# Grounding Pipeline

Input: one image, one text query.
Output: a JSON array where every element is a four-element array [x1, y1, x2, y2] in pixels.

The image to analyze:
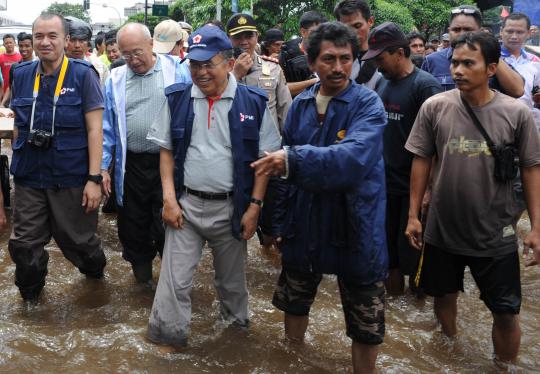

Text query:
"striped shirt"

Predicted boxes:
[[125, 56, 164, 153]]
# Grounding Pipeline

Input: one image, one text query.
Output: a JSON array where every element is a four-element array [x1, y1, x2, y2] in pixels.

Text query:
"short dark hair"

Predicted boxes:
[[425, 43, 436, 51], [306, 21, 358, 63], [34, 13, 69, 36], [334, 0, 371, 22], [2, 34, 15, 42], [386, 44, 411, 58], [300, 11, 327, 30], [95, 34, 105, 48], [502, 12, 531, 30], [407, 32, 426, 45], [105, 38, 117, 47], [449, 5, 482, 28], [105, 29, 117, 43], [451, 31, 500, 67], [17, 32, 32, 45]]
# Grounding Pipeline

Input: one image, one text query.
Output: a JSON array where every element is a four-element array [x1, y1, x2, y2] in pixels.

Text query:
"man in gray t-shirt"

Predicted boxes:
[[405, 32, 540, 364]]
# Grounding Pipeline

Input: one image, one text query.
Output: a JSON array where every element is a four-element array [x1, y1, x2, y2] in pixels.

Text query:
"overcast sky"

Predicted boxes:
[[0, 0, 134, 25]]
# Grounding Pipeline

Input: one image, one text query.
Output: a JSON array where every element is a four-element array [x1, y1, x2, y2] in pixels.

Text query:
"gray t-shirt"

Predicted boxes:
[[405, 89, 540, 256], [148, 74, 281, 193]]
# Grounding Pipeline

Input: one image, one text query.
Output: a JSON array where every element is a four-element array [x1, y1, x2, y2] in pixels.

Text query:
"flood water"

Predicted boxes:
[[0, 209, 539, 373]]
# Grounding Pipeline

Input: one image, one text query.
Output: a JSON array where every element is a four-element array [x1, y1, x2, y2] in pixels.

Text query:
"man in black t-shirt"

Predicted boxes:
[[335, 0, 382, 90], [363, 22, 443, 295], [279, 11, 326, 97]]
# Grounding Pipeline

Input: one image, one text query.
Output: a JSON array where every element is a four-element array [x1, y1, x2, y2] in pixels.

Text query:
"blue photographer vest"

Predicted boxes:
[[165, 82, 267, 239], [10, 58, 95, 189]]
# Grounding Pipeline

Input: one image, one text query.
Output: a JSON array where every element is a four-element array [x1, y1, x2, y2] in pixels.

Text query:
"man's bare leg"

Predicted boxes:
[[385, 269, 405, 296], [434, 293, 458, 337], [352, 342, 378, 374], [284, 312, 309, 343], [492, 313, 520, 363]]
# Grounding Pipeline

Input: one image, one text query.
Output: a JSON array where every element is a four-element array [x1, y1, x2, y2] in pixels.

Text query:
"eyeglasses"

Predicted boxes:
[[189, 58, 227, 72], [121, 49, 144, 61], [451, 7, 480, 16]]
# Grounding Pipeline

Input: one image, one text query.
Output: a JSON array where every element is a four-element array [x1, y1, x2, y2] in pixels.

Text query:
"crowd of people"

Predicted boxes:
[[0, 1, 539, 372]]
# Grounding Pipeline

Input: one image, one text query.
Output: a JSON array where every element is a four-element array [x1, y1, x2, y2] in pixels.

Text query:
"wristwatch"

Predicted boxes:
[[87, 174, 103, 184], [250, 197, 263, 207]]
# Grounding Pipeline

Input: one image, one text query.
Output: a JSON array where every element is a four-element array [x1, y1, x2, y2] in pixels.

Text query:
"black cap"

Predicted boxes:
[[65, 16, 92, 41], [227, 13, 258, 36], [361, 22, 408, 61], [263, 28, 284, 43]]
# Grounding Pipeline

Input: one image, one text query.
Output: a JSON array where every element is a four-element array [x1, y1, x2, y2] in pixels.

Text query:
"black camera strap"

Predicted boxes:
[[460, 94, 496, 149]]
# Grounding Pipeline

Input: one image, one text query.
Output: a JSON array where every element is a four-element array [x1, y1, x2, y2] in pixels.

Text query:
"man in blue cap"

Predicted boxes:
[[146, 24, 281, 348]]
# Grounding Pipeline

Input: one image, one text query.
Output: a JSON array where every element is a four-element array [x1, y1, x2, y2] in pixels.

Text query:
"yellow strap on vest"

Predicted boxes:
[[29, 56, 70, 135], [33, 55, 69, 101]]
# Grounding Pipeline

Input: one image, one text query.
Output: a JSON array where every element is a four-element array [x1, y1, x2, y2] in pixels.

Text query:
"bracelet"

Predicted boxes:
[[250, 197, 263, 207]]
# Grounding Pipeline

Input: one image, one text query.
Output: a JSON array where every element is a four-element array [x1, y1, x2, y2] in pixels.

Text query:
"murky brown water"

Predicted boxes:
[[0, 209, 539, 373]]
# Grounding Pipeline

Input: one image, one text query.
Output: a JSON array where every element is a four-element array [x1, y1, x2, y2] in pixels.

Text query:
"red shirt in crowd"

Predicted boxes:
[[0, 52, 22, 93]]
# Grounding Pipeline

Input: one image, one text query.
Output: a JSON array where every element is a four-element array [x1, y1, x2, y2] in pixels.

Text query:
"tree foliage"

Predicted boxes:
[[125, 0, 480, 39], [43, 2, 91, 23], [372, 0, 415, 33], [125, 13, 169, 34], [398, 0, 476, 39]]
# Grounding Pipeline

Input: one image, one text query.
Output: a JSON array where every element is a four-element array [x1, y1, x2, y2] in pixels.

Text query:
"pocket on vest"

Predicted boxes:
[[52, 134, 88, 177], [11, 97, 33, 126], [56, 97, 84, 127]]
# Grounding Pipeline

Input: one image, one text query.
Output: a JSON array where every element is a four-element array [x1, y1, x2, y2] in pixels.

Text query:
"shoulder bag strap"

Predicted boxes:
[[460, 94, 495, 148]]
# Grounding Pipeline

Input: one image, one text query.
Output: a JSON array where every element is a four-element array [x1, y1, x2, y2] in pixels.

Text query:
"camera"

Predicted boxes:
[[533, 85, 540, 109], [233, 46, 245, 59], [27, 129, 53, 149]]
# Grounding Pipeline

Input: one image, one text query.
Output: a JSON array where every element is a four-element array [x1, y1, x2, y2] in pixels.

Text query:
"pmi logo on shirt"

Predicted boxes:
[[60, 87, 76, 95], [240, 113, 254, 122]]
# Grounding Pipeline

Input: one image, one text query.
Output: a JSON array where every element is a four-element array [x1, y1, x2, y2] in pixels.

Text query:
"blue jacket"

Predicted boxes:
[[422, 47, 505, 92], [273, 81, 388, 283], [102, 54, 191, 206], [10, 58, 95, 188], [165, 82, 268, 239]]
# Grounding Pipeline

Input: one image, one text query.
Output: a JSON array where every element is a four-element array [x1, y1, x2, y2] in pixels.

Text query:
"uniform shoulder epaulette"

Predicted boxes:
[[69, 58, 100, 78], [69, 58, 92, 68], [260, 55, 280, 64], [12, 60, 35, 70]]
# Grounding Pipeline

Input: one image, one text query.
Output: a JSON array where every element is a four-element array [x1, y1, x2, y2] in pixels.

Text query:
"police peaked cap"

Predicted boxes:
[[227, 13, 258, 36]]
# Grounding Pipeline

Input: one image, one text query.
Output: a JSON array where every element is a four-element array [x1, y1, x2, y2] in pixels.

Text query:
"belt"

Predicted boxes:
[[183, 186, 233, 200]]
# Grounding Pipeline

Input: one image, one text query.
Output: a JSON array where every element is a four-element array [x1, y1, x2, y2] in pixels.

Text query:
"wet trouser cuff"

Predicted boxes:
[[146, 323, 189, 348]]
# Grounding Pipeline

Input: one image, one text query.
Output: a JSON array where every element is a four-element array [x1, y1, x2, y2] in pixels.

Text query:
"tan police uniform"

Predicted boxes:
[[239, 53, 292, 131]]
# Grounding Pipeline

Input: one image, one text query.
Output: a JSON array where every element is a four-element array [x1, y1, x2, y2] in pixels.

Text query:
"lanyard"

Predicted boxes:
[[28, 56, 69, 135]]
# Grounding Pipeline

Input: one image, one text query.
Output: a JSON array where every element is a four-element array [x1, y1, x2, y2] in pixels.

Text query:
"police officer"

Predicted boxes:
[[227, 13, 292, 131], [9, 13, 106, 304], [226, 14, 292, 252]]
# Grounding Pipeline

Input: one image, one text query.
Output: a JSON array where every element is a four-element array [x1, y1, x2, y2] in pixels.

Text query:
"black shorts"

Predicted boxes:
[[272, 267, 385, 345], [386, 194, 420, 275], [418, 244, 521, 314]]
